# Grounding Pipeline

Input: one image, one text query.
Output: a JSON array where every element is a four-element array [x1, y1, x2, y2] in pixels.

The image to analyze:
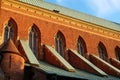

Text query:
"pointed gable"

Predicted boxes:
[[0, 39, 20, 55]]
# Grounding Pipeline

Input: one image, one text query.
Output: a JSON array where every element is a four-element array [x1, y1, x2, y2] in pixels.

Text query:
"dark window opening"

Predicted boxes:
[[29, 27, 38, 56], [115, 46, 120, 61], [4, 22, 13, 43], [98, 42, 108, 61], [77, 36, 87, 57], [55, 31, 66, 57]]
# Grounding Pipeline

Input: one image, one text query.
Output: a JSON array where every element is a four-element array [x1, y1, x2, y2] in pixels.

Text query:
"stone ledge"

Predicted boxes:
[[89, 54, 120, 77]]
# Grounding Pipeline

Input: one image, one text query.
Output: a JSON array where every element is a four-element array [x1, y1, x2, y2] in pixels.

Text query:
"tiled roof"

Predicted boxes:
[[18, 0, 120, 32], [33, 61, 120, 80]]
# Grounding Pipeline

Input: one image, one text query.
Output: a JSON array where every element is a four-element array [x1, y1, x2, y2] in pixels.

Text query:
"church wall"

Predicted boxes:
[[0, 8, 120, 61], [0, 53, 24, 80]]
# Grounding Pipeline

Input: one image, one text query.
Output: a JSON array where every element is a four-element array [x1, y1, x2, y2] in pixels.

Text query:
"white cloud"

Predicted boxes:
[[88, 0, 120, 17], [54, 0, 120, 17], [110, 0, 120, 9]]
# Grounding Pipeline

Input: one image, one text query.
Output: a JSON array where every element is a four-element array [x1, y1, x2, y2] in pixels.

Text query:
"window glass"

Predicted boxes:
[[98, 42, 108, 61], [29, 26, 40, 57], [115, 46, 120, 61], [55, 31, 66, 56], [4, 22, 13, 43], [77, 36, 87, 57]]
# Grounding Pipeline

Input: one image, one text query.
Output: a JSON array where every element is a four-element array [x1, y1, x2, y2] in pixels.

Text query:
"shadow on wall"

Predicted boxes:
[[24, 66, 34, 80], [0, 68, 4, 80], [0, 37, 2, 45]]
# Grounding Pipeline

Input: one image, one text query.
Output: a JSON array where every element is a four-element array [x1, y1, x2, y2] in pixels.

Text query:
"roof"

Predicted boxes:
[[18, 0, 120, 32], [0, 39, 20, 55], [19, 39, 40, 66], [32, 61, 120, 80]]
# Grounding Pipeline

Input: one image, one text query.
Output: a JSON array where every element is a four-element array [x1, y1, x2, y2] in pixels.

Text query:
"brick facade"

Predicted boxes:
[[0, 0, 120, 80], [0, 9, 120, 59]]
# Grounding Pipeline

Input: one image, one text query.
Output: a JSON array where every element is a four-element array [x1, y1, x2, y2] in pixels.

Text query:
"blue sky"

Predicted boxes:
[[45, 0, 120, 23]]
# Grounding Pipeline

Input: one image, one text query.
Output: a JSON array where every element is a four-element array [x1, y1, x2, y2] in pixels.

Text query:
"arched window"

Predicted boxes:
[[4, 18, 17, 43], [29, 24, 40, 57], [55, 31, 66, 57], [98, 42, 108, 61], [115, 46, 120, 61], [77, 36, 87, 57], [4, 22, 13, 43]]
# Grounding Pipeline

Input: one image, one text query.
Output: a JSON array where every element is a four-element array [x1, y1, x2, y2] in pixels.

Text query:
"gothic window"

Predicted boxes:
[[77, 36, 87, 57], [98, 42, 108, 61], [3, 18, 17, 44], [115, 46, 120, 61], [55, 31, 66, 56], [29, 25, 40, 57], [4, 22, 13, 43]]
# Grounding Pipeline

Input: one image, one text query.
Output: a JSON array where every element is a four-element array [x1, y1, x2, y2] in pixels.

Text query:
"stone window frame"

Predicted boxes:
[[3, 18, 18, 44], [28, 24, 41, 58], [76, 36, 87, 57], [55, 31, 66, 57], [98, 42, 108, 61]]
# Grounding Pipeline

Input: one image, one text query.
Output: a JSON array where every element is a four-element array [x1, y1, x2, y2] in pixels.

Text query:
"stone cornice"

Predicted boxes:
[[1, 0, 120, 41]]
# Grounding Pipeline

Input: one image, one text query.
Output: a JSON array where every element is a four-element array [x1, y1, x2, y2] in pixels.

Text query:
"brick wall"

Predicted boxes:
[[0, 8, 120, 62], [0, 53, 24, 80]]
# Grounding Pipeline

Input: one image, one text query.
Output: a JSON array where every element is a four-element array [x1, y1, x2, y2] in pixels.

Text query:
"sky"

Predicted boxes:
[[45, 0, 120, 24]]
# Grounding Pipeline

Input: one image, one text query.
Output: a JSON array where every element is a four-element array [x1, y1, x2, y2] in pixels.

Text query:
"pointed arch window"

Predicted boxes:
[[55, 31, 66, 56], [29, 25, 40, 57], [4, 22, 13, 43], [98, 42, 108, 61], [115, 46, 120, 61], [77, 36, 87, 57], [3, 18, 17, 44]]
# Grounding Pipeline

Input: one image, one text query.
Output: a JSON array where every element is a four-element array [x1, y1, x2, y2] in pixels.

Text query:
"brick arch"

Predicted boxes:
[[28, 24, 41, 40], [54, 30, 66, 57], [76, 36, 87, 58], [28, 24, 41, 58], [3, 17, 18, 44], [98, 41, 108, 61], [115, 46, 120, 61]]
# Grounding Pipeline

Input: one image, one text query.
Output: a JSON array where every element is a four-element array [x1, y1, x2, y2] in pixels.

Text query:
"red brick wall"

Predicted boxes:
[[0, 9, 120, 60], [43, 45, 68, 71], [0, 53, 24, 80], [110, 58, 120, 69], [89, 54, 120, 77], [68, 50, 103, 76]]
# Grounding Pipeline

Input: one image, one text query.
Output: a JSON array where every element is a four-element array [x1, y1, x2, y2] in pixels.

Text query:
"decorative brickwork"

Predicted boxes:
[[0, 0, 120, 79]]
